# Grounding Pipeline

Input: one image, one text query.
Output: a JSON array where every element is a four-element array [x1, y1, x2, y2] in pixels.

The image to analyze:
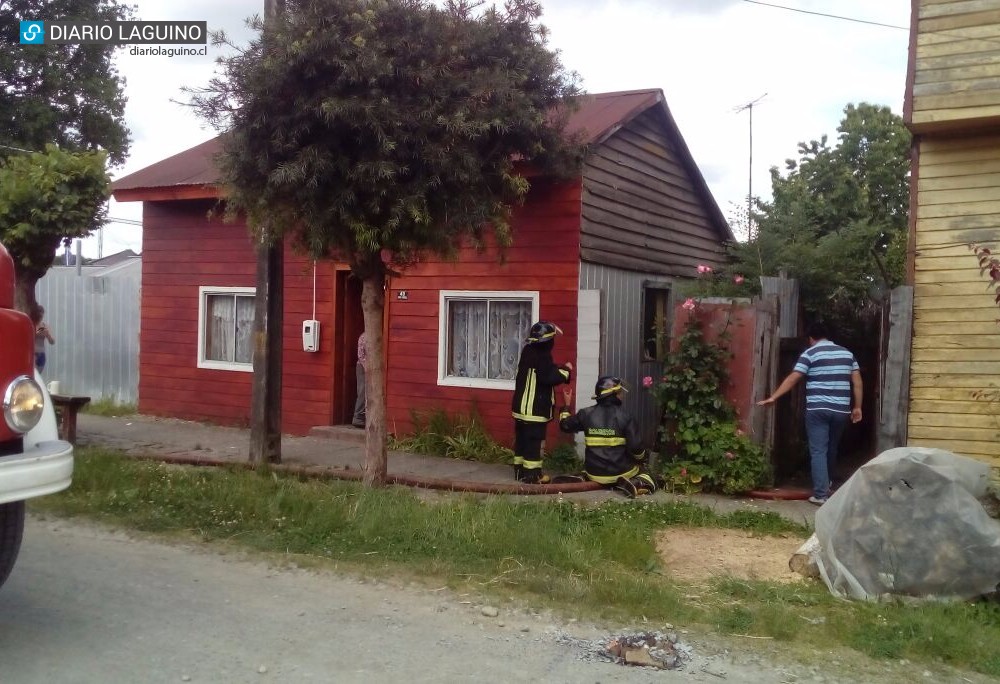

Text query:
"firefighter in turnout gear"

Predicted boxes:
[[557, 376, 657, 498], [511, 321, 573, 484]]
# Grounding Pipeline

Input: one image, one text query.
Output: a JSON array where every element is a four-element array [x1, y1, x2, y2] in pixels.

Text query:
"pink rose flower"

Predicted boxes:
[[681, 298, 696, 311], [725, 451, 735, 460], [680, 467, 687, 477], [696, 264, 713, 274], [734, 275, 745, 285], [735, 428, 745, 437], [642, 376, 653, 388]]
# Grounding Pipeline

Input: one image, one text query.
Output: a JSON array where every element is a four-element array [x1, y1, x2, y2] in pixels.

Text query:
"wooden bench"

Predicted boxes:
[[50, 394, 91, 445]]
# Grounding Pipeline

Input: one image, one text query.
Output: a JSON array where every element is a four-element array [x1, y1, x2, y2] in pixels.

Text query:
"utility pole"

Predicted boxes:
[[733, 93, 767, 239], [249, 0, 286, 465]]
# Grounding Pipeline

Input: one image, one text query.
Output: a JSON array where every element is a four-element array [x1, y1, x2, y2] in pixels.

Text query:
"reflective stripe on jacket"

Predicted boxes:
[[558, 398, 645, 480], [511, 344, 571, 422]]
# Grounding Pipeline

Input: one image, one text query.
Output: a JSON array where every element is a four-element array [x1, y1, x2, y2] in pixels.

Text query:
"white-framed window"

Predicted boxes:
[[197, 286, 256, 372], [438, 290, 539, 390]]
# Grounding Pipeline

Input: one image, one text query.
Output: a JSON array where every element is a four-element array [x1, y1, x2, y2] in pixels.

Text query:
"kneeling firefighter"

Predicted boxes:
[[557, 376, 657, 497], [511, 321, 573, 484]]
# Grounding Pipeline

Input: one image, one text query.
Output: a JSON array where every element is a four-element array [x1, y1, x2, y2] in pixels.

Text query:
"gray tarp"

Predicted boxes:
[[814, 447, 1000, 601]]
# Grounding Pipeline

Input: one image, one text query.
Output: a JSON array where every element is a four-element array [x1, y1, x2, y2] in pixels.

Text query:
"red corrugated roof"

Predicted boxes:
[[113, 137, 223, 192], [113, 89, 665, 193], [564, 88, 663, 145]]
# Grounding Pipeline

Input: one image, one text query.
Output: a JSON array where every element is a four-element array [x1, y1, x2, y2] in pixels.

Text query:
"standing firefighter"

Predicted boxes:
[[558, 376, 657, 498], [511, 321, 573, 484]]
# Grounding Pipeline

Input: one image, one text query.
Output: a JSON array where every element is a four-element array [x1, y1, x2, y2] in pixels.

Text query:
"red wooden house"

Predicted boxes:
[[112, 89, 732, 443]]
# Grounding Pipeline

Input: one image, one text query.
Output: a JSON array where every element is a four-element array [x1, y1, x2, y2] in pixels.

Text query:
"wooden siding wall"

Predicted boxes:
[[910, 133, 1000, 465], [139, 200, 336, 435], [384, 178, 582, 443], [580, 109, 728, 276], [911, 0, 1000, 131]]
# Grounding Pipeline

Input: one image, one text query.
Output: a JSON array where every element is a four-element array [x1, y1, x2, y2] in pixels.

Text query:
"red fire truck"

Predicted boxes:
[[0, 240, 73, 588]]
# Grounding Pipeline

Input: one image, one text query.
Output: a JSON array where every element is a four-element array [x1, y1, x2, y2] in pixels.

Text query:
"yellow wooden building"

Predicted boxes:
[[905, 0, 1000, 465]]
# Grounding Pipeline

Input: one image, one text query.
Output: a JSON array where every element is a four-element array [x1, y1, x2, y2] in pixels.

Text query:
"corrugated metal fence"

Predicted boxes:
[[35, 260, 141, 404], [579, 261, 666, 447]]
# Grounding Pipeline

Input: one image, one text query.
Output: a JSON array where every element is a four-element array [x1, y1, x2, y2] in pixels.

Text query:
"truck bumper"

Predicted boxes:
[[0, 440, 74, 505]]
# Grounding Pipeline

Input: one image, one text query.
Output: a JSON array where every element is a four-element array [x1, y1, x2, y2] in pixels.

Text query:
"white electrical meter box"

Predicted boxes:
[[302, 320, 320, 352]]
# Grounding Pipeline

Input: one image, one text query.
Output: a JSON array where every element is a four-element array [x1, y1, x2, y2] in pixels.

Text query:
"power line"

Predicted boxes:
[[741, 1, 1000, 55], [741, 0, 907, 30]]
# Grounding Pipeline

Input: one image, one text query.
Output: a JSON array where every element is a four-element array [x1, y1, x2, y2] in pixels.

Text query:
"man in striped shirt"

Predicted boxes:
[[758, 322, 863, 505]]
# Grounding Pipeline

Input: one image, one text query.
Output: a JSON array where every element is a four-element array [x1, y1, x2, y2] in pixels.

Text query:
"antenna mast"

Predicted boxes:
[[733, 93, 767, 238]]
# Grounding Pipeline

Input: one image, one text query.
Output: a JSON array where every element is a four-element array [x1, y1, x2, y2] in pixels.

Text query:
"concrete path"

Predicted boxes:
[[77, 413, 817, 526]]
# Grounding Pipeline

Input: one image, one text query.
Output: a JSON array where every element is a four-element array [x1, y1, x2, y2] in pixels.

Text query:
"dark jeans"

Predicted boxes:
[[35, 352, 46, 372], [352, 363, 365, 427], [805, 409, 849, 499]]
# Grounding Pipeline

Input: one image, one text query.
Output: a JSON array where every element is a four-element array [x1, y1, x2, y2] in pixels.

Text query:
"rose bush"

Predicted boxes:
[[646, 281, 772, 495]]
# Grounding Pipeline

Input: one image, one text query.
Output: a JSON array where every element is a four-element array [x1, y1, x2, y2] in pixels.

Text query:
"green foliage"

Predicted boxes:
[[676, 266, 753, 301], [1, 0, 132, 164], [660, 421, 772, 496], [390, 408, 514, 464], [0, 145, 110, 307], [729, 103, 911, 332], [648, 312, 772, 495], [543, 442, 581, 474], [190, 0, 583, 277]]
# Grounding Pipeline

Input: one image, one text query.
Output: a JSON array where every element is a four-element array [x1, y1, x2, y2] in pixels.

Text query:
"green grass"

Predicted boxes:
[[80, 398, 137, 416], [32, 447, 1000, 679]]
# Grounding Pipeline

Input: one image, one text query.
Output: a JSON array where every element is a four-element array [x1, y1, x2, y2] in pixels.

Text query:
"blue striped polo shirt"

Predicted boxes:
[[793, 340, 859, 414]]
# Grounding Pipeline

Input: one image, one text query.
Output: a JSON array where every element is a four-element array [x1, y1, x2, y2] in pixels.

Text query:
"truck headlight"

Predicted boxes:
[[3, 375, 44, 434]]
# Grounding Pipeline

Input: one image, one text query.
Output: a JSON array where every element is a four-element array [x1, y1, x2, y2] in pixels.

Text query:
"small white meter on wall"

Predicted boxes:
[[302, 320, 320, 352]]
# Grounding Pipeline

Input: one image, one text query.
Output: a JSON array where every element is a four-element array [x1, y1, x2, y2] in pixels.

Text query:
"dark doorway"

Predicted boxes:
[[331, 269, 364, 425], [770, 316, 882, 489]]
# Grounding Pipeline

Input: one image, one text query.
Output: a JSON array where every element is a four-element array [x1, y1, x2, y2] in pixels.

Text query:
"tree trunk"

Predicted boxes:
[[361, 273, 388, 487], [249, 240, 283, 465], [13, 271, 39, 316]]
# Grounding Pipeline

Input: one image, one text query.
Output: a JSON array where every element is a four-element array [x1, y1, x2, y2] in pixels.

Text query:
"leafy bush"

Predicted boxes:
[[544, 442, 581, 474], [647, 303, 772, 494], [390, 409, 514, 464]]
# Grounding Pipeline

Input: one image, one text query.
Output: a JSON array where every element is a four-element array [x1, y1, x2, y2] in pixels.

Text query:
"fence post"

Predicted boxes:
[[877, 286, 914, 454], [749, 295, 779, 454]]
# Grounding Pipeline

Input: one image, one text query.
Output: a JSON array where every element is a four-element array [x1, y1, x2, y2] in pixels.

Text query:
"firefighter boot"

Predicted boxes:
[[613, 476, 638, 499], [631, 473, 658, 496], [519, 468, 551, 485]]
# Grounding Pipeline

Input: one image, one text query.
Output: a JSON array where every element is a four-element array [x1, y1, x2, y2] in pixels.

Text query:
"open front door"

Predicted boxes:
[[331, 269, 364, 425]]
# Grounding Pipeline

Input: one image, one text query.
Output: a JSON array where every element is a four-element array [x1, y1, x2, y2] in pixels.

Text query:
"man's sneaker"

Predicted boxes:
[[807, 495, 828, 506]]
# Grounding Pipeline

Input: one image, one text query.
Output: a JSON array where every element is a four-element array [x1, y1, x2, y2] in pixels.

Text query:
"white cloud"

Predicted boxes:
[[89, 0, 910, 257]]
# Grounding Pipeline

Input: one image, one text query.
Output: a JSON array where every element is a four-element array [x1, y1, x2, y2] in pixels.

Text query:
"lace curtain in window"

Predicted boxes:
[[205, 293, 255, 364], [447, 298, 531, 380]]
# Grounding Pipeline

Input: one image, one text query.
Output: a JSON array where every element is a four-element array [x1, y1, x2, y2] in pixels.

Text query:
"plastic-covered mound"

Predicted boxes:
[[814, 447, 1000, 601]]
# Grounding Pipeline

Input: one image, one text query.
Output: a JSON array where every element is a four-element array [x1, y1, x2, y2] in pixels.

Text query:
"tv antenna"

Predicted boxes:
[[733, 93, 767, 237]]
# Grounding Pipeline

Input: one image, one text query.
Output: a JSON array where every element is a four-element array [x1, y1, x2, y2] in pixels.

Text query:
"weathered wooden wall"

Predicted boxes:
[[909, 134, 1000, 465], [909, 0, 1000, 132], [580, 110, 728, 276]]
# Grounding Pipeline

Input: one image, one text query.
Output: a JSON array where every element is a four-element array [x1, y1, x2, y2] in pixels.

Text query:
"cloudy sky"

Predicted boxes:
[[91, 0, 911, 258]]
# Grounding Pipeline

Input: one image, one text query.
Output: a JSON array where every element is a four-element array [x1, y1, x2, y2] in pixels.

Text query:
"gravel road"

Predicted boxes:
[[0, 517, 986, 684]]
